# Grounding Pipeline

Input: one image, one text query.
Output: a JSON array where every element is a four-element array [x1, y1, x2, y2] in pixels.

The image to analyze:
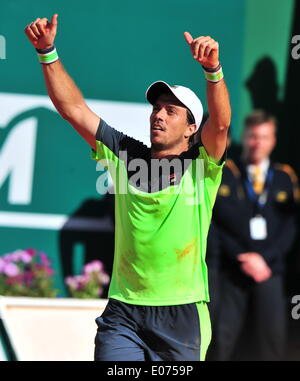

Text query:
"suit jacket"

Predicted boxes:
[[208, 158, 299, 279]]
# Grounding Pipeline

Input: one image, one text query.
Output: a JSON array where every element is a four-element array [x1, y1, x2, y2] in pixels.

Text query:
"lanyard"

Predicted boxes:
[[244, 167, 273, 214]]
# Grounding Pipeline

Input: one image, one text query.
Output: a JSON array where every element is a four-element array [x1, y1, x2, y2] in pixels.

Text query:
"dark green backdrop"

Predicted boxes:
[[0, 0, 297, 296]]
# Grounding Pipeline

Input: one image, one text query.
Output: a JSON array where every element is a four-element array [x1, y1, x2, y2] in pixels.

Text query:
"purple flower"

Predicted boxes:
[[3, 262, 20, 277], [83, 260, 103, 274]]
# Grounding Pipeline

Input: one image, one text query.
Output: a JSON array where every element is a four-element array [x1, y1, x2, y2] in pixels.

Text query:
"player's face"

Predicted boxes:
[[150, 94, 195, 150], [242, 122, 277, 164]]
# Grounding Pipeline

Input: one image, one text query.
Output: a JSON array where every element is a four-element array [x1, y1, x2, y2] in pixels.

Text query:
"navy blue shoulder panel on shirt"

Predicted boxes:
[[96, 119, 208, 192], [96, 119, 150, 161]]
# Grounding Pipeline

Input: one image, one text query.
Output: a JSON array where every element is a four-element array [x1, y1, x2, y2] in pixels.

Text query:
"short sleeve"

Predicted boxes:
[[198, 145, 226, 182], [90, 119, 149, 165], [90, 119, 126, 163]]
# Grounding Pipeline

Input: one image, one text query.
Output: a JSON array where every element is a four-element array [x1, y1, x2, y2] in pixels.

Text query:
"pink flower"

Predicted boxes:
[[34, 264, 44, 271], [2, 250, 32, 263], [39, 252, 50, 266], [20, 251, 33, 263], [24, 271, 34, 286], [65, 260, 110, 297], [6, 251, 21, 262], [3, 253, 13, 261], [65, 276, 78, 290], [75, 274, 89, 289], [83, 260, 103, 274], [99, 273, 110, 285], [0, 248, 57, 297], [3, 262, 20, 277], [0, 258, 5, 273], [14, 250, 32, 263], [34, 264, 54, 276], [44, 266, 54, 276], [25, 248, 36, 257]]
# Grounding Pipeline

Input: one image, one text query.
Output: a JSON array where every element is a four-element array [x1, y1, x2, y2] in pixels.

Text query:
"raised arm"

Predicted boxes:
[[184, 32, 231, 161], [24, 14, 100, 150]]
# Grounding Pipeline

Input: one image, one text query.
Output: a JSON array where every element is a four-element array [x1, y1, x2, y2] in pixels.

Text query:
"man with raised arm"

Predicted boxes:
[[25, 14, 231, 361]]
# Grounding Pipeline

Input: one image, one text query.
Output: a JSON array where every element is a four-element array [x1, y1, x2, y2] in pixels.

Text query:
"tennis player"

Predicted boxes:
[[25, 14, 231, 361]]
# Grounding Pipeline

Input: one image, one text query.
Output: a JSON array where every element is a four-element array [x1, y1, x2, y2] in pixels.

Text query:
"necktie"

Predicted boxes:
[[252, 165, 264, 194]]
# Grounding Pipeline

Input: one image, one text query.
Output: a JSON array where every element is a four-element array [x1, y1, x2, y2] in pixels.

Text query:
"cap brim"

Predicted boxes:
[[146, 81, 175, 105]]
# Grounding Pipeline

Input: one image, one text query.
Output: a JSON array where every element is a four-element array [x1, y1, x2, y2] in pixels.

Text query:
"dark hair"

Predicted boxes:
[[189, 112, 209, 146], [186, 108, 195, 125], [187, 109, 196, 147], [244, 110, 277, 133]]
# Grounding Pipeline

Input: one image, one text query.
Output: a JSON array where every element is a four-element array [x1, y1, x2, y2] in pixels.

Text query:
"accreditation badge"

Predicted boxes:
[[249, 215, 267, 240]]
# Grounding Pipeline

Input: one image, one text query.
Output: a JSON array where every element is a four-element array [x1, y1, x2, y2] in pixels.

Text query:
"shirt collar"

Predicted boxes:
[[247, 158, 270, 178]]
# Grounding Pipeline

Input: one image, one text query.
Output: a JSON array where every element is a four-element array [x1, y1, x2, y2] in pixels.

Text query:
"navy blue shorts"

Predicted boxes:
[[94, 298, 211, 361]]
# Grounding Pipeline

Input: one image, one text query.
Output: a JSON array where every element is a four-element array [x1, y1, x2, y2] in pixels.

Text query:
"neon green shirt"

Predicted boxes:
[[91, 119, 224, 305]]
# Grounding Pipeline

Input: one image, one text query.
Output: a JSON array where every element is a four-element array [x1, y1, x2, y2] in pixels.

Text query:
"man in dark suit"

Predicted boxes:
[[208, 110, 299, 361]]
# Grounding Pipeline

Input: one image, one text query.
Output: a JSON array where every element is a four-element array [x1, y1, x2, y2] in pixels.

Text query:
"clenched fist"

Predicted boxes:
[[184, 32, 219, 69], [24, 14, 58, 50]]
